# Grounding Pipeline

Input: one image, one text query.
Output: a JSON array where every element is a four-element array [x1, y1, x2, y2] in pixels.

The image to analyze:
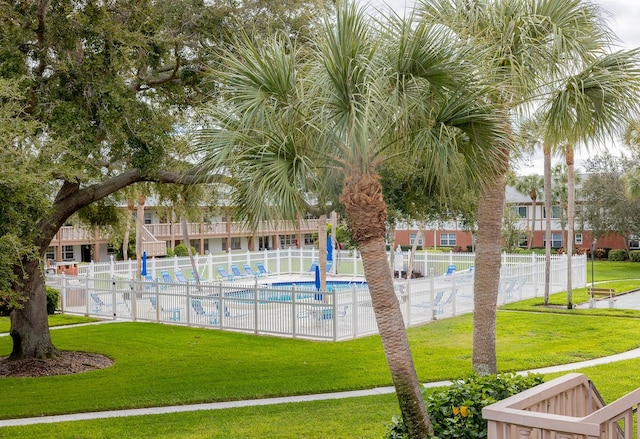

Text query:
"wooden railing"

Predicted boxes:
[[483, 373, 638, 438], [54, 219, 320, 244]]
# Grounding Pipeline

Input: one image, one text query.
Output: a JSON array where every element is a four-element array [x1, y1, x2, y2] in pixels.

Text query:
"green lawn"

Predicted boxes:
[[588, 260, 640, 283], [2, 259, 640, 438]]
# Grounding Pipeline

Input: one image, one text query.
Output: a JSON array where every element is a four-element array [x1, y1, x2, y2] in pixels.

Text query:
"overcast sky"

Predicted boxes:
[[365, 0, 640, 175]]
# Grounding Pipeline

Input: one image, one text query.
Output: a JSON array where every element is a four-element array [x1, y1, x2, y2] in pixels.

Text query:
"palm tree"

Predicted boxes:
[[195, 4, 509, 436], [513, 174, 544, 249], [419, 0, 620, 374], [540, 50, 640, 308]]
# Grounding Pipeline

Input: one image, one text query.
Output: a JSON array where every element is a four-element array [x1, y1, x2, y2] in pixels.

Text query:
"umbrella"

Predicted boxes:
[[327, 235, 333, 262], [314, 265, 322, 300], [314, 265, 321, 290], [141, 251, 147, 276]]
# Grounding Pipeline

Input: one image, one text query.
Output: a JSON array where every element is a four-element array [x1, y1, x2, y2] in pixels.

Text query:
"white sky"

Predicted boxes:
[[365, 0, 640, 175]]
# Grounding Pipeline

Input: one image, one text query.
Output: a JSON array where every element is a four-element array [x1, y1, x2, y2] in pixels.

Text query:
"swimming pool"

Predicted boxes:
[[225, 280, 368, 302], [267, 280, 367, 290]]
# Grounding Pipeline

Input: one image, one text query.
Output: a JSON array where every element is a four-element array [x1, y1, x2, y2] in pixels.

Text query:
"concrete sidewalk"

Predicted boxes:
[[3, 346, 640, 428]]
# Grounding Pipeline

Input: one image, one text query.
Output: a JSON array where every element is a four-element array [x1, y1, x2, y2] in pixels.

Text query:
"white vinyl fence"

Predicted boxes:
[[46, 250, 586, 341]]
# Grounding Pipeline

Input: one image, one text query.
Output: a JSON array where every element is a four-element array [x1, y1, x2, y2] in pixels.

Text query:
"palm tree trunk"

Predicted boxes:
[[341, 171, 432, 437], [135, 195, 146, 281], [407, 222, 425, 279], [529, 194, 536, 249], [181, 217, 201, 286], [543, 145, 552, 305], [566, 146, 575, 309], [472, 173, 505, 375]]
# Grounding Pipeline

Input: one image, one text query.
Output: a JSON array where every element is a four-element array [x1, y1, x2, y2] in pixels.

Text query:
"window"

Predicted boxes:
[[518, 236, 528, 248], [280, 234, 296, 247], [303, 234, 314, 245], [45, 246, 55, 261], [575, 233, 583, 245], [440, 233, 456, 246], [62, 245, 74, 260], [230, 237, 241, 250], [543, 206, 562, 219], [144, 212, 152, 225], [222, 238, 227, 252], [630, 237, 640, 249], [409, 233, 424, 246], [511, 206, 527, 218], [543, 233, 563, 248]]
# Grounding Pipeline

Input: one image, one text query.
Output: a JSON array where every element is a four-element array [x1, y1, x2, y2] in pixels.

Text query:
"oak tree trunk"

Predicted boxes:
[[10, 260, 58, 359]]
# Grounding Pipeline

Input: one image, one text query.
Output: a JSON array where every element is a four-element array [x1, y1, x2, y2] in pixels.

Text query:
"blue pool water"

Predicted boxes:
[[268, 281, 367, 290], [225, 280, 368, 302]]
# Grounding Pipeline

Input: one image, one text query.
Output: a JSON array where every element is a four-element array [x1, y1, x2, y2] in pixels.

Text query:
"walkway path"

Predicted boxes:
[[3, 339, 640, 428]]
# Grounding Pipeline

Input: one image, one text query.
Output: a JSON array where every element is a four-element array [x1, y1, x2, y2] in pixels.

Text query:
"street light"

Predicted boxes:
[[591, 240, 596, 290]]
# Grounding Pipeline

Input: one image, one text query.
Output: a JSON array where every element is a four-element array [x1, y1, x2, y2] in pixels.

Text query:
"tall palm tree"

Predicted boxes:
[[419, 0, 618, 374], [195, 3, 509, 436], [540, 50, 640, 308], [513, 174, 544, 249]]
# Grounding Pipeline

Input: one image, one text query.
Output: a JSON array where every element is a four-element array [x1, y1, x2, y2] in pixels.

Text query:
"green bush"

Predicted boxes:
[[608, 249, 627, 261], [46, 287, 60, 315], [173, 244, 197, 257], [629, 250, 640, 262], [594, 248, 608, 259], [384, 373, 544, 439]]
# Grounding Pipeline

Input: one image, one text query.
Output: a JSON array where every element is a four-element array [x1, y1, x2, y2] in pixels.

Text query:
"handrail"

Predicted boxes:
[[483, 373, 639, 439]]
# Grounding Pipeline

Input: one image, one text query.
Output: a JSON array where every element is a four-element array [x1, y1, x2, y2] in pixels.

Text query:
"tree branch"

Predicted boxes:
[[35, 168, 220, 250]]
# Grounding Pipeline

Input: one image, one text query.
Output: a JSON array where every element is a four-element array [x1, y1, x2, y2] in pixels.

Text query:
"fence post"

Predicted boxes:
[[111, 276, 117, 320], [451, 275, 457, 316], [186, 282, 191, 325], [253, 277, 259, 335], [430, 275, 436, 321], [292, 284, 298, 338]]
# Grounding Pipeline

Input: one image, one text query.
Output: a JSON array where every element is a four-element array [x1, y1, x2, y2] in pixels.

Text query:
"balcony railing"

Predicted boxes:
[[53, 219, 320, 244], [483, 373, 638, 438]]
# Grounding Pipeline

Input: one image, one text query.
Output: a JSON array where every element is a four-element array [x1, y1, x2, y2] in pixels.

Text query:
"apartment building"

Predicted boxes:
[[46, 208, 321, 264], [46, 184, 632, 264]]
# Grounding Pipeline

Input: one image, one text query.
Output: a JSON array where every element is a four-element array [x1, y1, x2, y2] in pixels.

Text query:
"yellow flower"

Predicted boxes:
[[452, 406, 459, 415], [460, 406, 469, 417]]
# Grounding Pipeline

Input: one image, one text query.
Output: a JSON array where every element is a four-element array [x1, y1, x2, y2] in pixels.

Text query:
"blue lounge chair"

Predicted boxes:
[[256, 262, 271, 276], [243, 264, 260, 277], [444, 264, 456, 276], [191, 299, 219, 324], [90, 293, 125, 313], [149, 296, 182, 321], [174, 271, 191, 283], [160, 270, 173, 283], [217, 266, 234, 281], [230, 264, 247, 278], [189, 269, 206, 282], [309, 260, 332, 273], [143, 274, 157, 289], [315, 305, 348, 321]]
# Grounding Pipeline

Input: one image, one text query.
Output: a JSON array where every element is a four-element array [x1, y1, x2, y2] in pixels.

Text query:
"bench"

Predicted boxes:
[[588, 287, 615, 299], [588, 287, 616, 309]]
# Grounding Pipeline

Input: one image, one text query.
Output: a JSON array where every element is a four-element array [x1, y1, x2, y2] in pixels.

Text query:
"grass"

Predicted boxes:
[[588, 260, 640, 283], [0, 314, 97, 334], [2, 259, 640, 437]]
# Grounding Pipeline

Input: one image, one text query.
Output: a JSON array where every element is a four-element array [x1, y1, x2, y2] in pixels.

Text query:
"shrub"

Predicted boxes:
[[384, 373, 544, 439], [608, 249, 627, 261], [46, 287, 60, 314], [173, 244, 197, 257], [594, 248, 608, 259], [629, 250, 640, 262]]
